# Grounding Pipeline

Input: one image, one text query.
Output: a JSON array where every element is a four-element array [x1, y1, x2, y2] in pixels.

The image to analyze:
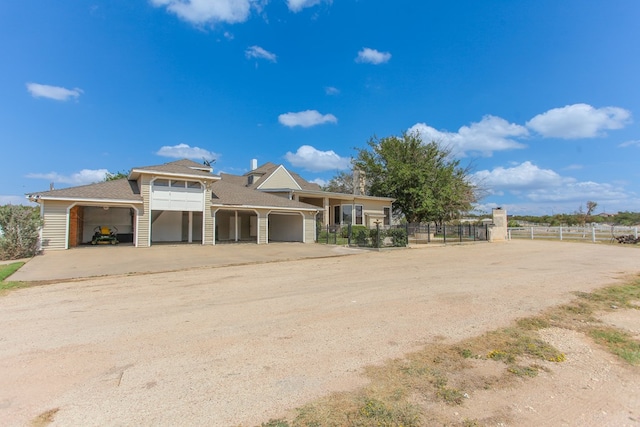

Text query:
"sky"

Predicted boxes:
[[2, 0, 640, 216]]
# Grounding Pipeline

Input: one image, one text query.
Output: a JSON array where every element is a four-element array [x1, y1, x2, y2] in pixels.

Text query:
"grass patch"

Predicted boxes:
[[589, 327, 640, 365], [0, 262, 28, 293]]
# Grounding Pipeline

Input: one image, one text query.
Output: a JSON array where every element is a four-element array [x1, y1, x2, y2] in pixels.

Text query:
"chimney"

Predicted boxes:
[[251, 159, 258, 170]]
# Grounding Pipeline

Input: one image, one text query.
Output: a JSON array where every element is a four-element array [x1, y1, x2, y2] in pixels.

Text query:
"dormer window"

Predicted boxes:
[[248, 175, 254, 185]]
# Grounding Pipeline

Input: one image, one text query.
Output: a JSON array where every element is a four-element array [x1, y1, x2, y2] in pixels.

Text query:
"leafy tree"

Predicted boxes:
[[586, 201, 598, 216], [323, 170, 355, 193], [104, 171, 128, 181], [0, 204, 42, 260], [353, 132, 478, 224]]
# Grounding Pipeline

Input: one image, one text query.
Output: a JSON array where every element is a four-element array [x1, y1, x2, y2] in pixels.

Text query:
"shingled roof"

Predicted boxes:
[[210, 180, 319, 210], [28, 178, 142, 202], [221, 162, 322, 191], [130, 159, 216, 179]]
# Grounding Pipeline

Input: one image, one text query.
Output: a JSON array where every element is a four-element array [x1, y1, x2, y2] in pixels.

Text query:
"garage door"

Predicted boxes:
[[268, 213, 303, 242], [152, 179, 203, 211]]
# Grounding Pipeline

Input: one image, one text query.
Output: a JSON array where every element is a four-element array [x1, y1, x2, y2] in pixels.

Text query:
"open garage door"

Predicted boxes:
[[76, 206, 135, 245], [268, 212, 303, 242]]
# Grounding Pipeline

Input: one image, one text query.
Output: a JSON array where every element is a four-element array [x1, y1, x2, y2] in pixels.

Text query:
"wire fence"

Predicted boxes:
[[508, 226, 639, 244]]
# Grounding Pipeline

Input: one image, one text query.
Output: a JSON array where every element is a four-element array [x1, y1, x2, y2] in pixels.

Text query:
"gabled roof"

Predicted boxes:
[[222, 162, 322, 191], [129, 159, 218, 180], [210, 180, 319, 211], [27, 178, 142, 203]]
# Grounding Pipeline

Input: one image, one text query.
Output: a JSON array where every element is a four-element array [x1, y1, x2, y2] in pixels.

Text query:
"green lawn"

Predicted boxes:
[[0, 262, 26, 292]]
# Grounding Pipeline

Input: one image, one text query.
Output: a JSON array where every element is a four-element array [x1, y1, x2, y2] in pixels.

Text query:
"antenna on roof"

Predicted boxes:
[[202, 157, 216, 168]]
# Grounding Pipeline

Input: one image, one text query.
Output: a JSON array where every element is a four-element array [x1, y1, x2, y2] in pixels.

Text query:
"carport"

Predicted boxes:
[[213, 209, 259, 243], [69, 204, 137, 247]]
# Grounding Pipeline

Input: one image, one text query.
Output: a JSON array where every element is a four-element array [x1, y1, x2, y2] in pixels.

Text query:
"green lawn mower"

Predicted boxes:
[[91, 226, 119, 245]]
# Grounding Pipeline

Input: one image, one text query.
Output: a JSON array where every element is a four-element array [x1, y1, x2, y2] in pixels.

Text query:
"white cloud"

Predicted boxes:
[[150, 0, 255, 25], [325, 86, 340, 95], [472, 161, 565, 191], [619, 139, 640, 148], [286, 0, 324, 12], [527, 181, 629, 203], [310, 177, 327, 187], [409, 115, 528, 157], [26, 83, 83, 101], [285, 145, 350, 172], [526, 103, 631, 139], [355, 47, 391, 65], [26, 169, 110, 185], [245, 45, 277, 62], [278, 110, 337, 127], [156, 143, 219, 160], [473, 161, 630, 205]]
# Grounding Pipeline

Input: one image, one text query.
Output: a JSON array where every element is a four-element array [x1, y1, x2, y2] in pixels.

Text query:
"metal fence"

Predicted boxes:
[[317, 222, 489, 247], [407, 223, 489, 244], [508, 225, 639, 244]]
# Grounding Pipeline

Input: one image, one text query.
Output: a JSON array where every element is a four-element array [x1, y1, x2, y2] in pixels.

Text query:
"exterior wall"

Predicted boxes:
[[304, 213, 317, 243], [258, 167, 298, 190], [489, 208, 508, 242], [203, 188, 214, 245], [362, 199, 392, 227], [41, 200, 73, 250], [69, 206, 83, 247], [258, 212, 268, 244], [138, 176, 152, 247]]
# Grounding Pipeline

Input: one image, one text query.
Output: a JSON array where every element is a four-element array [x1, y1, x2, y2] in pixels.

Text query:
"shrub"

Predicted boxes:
[[387, 228, 407, 247], [0, 205, 41, 260]]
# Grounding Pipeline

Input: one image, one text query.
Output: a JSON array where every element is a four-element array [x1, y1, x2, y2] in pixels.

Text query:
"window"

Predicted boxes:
[[355, 205, 363, 225], [154, 179, 169, 187], [342, 204, 353, 224], [187, 181, 201, 189], [171, 180, 186, 188], [383, 207, 391, 226], [334, 205, 340, 225]]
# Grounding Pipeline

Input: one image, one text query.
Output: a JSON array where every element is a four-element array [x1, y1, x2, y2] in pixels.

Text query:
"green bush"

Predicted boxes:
[[0, 205, 41, 260], [387, 228, 407, 247]]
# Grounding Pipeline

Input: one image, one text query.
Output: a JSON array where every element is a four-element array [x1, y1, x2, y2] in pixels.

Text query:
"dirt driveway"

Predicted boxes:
[[1, 240, 639, 426]]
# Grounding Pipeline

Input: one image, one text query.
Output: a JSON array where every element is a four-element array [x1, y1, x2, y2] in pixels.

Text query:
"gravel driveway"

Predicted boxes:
[[1, 240, 638, 426]]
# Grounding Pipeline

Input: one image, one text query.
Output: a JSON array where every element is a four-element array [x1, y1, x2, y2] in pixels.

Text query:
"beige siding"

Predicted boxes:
[[258, 167, 298, 190], [41, 201, 72, 250], [360, 199, 391, 226], [138, 176, 151, 247], [203, 189, 214, 245], [304, 214, 317, 243], [258, 212, 268, 244]]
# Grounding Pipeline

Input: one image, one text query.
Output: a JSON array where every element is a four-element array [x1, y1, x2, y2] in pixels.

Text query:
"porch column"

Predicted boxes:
[[188, 211, 193, 243], [323, 197, 330, 227], [234, 211, 239, 242]]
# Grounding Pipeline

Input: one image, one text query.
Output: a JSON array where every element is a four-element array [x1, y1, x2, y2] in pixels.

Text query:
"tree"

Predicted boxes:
[[323, 170, 354, 193], [586, 200, 598, 216], [0, 205, 42, 260], [104, 171, 128, 181], [353, 132, 478, 224]]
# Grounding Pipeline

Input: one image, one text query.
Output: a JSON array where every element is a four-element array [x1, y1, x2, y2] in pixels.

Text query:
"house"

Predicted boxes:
[[27, 159, 394, 250]]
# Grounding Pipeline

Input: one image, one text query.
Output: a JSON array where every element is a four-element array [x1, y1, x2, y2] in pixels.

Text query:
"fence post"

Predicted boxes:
[[347, 224, 351, 246], [559, 226, 563, 241], [427, 223, 431, 243], [326, 225, 329, 244], [508, 228, 511, 240], [530, 227, 534, 240], [459, 224, 462, 242], [635, 227, 638, 239], [592, 226, 596, 242], [405, 222, 409, 246], [443, 223, 447, 244], [376, 222, 380, 248]]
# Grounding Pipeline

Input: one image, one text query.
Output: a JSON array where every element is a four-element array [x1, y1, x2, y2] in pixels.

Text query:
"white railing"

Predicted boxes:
[[508, 226, 638, 243]]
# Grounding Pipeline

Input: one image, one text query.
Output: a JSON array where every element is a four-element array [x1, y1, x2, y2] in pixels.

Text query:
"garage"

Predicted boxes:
[[268, 212, 304, 242], [214, 209, 259, 243], [70, 206, 135, 246]]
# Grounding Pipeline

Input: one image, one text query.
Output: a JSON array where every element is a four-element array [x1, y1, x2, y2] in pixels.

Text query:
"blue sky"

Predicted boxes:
[[2, 0, 639, 215]]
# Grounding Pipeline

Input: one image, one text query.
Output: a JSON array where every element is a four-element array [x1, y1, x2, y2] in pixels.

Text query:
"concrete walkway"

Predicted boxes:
[[9, 243, 366, 282]]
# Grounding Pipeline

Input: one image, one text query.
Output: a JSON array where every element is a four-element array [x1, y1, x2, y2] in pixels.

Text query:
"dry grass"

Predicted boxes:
[[30, 408, 59, 427], [257, 275, 640, 426]]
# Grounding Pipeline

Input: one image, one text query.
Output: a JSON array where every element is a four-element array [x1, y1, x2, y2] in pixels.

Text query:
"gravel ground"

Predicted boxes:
[[1, 240, 639, 426]]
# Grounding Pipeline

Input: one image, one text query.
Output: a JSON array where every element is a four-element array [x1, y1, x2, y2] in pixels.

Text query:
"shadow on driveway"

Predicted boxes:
[[9, 243, 366, 282]]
